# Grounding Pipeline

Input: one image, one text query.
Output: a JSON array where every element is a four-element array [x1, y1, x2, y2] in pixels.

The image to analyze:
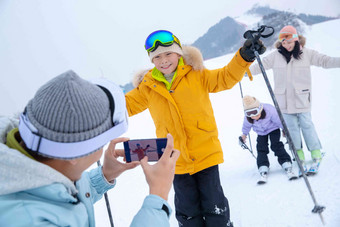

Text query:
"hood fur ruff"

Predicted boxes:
[[132, 46, 204, 88]]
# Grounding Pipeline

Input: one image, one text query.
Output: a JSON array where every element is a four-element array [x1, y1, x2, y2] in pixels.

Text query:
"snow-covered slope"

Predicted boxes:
[[93, 19, 340, 227]]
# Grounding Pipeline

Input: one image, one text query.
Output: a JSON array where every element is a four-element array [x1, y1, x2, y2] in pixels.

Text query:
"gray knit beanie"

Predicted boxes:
[[25, 70, 113, 143]]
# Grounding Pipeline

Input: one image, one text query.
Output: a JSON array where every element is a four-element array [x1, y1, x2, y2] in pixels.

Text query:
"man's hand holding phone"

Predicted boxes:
[[102, 134, 179, 201], [102, 137, 140, 183], [140, 133, 180, 201]]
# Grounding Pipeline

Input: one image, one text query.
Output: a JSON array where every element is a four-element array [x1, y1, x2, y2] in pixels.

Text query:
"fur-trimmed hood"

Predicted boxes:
[[132, 46, 204, 88], [275, 35, 306, 49]]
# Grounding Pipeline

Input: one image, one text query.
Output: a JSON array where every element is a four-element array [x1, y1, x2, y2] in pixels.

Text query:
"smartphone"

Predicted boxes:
[[124, 138, 167, 162]]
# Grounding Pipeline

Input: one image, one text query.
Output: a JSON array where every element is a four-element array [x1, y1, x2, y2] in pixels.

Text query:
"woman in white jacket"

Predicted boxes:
[[249, 25, 340, 174]]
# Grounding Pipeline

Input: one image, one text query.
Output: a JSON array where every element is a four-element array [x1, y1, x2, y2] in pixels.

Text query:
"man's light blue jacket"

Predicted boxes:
[[0, 117, 171, 227]]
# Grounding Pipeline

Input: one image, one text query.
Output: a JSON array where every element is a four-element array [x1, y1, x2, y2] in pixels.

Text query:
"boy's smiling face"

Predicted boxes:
[[152, 52, 181, 75]]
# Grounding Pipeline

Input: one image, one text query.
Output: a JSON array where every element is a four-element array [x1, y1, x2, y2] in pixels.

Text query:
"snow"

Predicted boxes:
[[1, 3, 339, 225], [234, 14, 263, 29], [92, 19, 340, 227]]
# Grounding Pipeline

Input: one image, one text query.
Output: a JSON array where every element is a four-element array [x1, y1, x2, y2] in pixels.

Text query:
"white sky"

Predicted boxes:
[[0, 0, 339, 115]]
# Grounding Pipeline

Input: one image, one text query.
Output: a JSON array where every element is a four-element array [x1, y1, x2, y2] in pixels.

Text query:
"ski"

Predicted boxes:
[[299, 153, 325, 176], [298, 164, 308, 177], [287, 172, 298, 180], [282, 162, 298, 180], [307, 153, 325, 175], [285, 168, 298, 180], [307, 159, 321, 176], [257, 172, 267, 184]]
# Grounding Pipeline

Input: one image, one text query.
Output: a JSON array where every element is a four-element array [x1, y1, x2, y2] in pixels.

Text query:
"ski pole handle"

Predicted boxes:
[[243, 25, 274, 55]]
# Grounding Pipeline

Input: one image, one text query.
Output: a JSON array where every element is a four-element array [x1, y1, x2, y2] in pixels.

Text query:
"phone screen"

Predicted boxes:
[[124, 138, 167, 162]]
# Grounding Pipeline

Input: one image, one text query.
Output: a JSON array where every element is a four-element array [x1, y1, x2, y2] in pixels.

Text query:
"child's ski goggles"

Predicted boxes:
[[145, 30, 181, 53], [278, 32, 298, 42], [245, 104, 263, 117]]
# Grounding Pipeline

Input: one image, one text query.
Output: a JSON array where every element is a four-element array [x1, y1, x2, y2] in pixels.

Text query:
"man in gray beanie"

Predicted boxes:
[[0, 70, 180, 227]]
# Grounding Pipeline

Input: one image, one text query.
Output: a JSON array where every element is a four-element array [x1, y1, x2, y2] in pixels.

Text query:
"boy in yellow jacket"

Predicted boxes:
[[125, 30, 265, 226]]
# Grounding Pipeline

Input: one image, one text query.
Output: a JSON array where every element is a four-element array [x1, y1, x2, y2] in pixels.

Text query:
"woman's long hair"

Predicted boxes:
[[278, 41, 303, 63]]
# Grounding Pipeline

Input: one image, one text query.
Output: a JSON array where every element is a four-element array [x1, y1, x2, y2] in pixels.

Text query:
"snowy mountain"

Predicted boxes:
[[93, 18, 340, 227], [193, 5, 338, 60], [192, 17, 245, 60]]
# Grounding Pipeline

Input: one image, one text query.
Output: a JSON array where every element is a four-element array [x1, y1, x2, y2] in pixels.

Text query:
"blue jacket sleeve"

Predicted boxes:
[[130, 194, 171, 227], [77, 167, 115, 204]]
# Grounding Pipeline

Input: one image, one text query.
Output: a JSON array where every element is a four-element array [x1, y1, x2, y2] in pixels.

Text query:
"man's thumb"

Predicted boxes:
[[140, 156, 149, 171]]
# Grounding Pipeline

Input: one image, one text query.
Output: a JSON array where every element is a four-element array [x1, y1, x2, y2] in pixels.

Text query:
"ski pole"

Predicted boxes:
[[238, 136, 256, 159], [238, 82, 255, 155], [243, 25, 325, 224], [97, 160, 114, 227]]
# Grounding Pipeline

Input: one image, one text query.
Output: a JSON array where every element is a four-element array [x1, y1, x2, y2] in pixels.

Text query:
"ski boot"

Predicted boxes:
[[282, 162, 298, 180], [298, 161, 308, 177], [296, 149, 307, 177], [308, 150, 322, 175], [307, 158, 321, 175], [257, 166, 269, 184]]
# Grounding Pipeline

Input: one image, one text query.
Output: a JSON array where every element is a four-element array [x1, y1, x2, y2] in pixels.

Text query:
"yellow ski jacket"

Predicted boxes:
[[126, 46, 252, 174]]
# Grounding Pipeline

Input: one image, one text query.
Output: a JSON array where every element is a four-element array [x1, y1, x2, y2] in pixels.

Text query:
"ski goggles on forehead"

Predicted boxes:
[[19, 78, 128, 159], [244, 104, 263, 117], [145, 30, 181, 53], [278, 32, 298, 42]]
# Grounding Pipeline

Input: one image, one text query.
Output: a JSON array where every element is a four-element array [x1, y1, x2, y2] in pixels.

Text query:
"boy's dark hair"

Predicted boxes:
[[246, 109, 266, 124], [278, 41, 303, 63], [15, 131, 51, 162], [25, 148, 52, 162]]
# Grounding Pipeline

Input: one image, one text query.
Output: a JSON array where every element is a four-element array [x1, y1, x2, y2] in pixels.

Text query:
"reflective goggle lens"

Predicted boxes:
[[145, 30, 181, 52], [245, 105, 262, 117], [278, 32, 298, 42]]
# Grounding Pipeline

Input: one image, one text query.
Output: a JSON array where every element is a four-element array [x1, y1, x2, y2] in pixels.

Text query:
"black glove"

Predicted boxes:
[[240, 39, 266, 62], [146, 144, 150, 148]]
